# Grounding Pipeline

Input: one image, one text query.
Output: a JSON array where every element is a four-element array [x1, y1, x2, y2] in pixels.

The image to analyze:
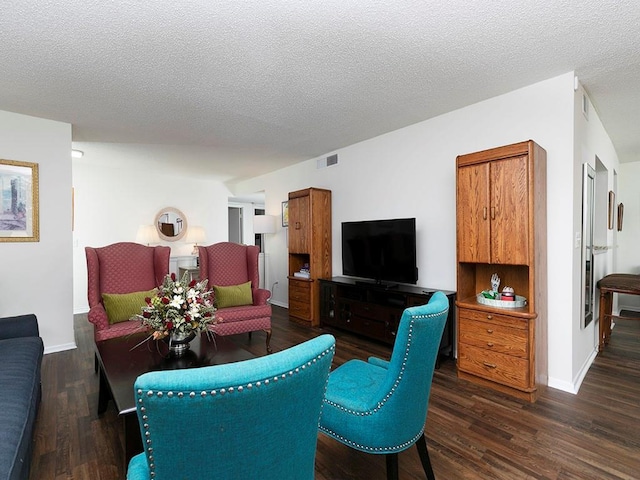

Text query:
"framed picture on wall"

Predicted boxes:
[[282, 201, 289, 227], [607, 191, 615, 230], [617, 203, 624, 231], [0, 159, 39, 242]]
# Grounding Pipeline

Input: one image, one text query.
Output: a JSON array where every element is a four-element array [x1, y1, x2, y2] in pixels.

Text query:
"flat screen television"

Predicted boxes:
[[341, 218, 418, 286]]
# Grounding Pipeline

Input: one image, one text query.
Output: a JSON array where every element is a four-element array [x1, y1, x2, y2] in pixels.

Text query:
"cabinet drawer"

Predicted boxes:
[[458, 308, 528, 330], [349, 314, 387, 340], [350, 302, 393, 323], [290, 299, 311, 320], [458, 317, 528, 358], [458, 343, 530, 390], [289, 281, 311, 303]]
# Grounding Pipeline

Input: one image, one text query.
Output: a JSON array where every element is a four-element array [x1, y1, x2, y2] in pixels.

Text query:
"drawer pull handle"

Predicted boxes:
[[486, 329, 493, 334], [483, 361, 497, 369], [487, 342, 494, 347], [486, 315, 493, 320]]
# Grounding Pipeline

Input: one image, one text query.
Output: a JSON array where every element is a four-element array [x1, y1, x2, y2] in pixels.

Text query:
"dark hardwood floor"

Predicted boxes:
[[29, 307, 640, 479]]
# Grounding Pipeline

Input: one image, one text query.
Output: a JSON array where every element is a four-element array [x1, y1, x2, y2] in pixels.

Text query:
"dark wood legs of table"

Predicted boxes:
[[97, 366, 143, 464], [98, 366, 110, 414], [124, 413, 142, 465], [599, 290, 613, 352]]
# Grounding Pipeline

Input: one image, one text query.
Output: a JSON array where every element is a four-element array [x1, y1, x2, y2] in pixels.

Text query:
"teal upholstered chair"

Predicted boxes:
[[126, 334, 335, 480], [319, 292, 449, 480]]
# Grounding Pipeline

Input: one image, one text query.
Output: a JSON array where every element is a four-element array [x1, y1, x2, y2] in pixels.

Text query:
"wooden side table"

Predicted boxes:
[[597, 273, 640, 352]]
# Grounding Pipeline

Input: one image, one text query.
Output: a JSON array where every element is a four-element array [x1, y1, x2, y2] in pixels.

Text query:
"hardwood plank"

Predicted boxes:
[[29, 308, 640, 479]]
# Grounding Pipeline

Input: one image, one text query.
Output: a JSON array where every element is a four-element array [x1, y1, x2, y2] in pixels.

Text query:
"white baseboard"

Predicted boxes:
[[547, 347, 598, 395], [44, 342, 77, 355]]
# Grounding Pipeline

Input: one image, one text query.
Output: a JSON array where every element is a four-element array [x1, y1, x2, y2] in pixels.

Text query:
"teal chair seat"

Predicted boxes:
[[127, 334, 335, 480], [319, 292, 449, 479]]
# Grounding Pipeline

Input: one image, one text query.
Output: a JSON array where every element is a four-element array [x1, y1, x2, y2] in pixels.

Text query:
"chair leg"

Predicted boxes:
[[248, 331, 252, 339], [264, 328, 273, 353], [386, 453, 399, 480], [94, 352, 99, 374], [415, 433, 436, 480]]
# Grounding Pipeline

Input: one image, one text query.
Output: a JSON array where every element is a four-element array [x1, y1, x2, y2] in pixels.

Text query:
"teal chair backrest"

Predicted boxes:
[[320, 291, 449, 452], [126, 334, 335, 480]]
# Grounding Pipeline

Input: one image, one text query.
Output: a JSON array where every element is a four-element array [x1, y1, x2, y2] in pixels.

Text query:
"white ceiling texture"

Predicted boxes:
[[1, 1, 639, 183]]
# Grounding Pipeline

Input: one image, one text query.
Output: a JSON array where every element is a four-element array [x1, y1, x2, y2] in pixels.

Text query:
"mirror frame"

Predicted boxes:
[[155, 207, 188, 242]]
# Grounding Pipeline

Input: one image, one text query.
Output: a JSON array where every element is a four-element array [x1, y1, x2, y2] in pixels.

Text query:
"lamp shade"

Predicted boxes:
[[254, 215, 276, 234], [136, 225, 160, 245], [185, 226, 206, 244]]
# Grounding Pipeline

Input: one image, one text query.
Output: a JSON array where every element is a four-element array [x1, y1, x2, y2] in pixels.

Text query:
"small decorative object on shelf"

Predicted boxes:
[[490, 273, 500, 292], [132, 273, 218, 357], [501, 286, 515, 301], [479, 277, 525, 308]]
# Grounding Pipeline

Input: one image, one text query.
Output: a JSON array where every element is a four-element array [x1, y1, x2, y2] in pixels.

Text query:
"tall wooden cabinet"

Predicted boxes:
[[456, 140, 547, 402], [288, 188, 331, 326]]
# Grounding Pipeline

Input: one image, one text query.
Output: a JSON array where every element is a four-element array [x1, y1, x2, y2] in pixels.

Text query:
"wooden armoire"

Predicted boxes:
[[455, 140, 547, 402], [287, 187, 332, 326]]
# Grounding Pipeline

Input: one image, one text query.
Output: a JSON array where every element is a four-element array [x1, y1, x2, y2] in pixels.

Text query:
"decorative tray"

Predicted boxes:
[[476, 294, 527, 309]]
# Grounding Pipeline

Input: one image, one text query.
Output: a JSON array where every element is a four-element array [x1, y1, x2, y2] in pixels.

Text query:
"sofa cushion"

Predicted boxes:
[[213, 281, 253, 308], [102, 289, 157, 324], [0, 336, 43, 480]]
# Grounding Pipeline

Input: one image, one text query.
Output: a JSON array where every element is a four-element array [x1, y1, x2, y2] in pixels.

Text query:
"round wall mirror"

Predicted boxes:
[[155, 207, 187, 242]]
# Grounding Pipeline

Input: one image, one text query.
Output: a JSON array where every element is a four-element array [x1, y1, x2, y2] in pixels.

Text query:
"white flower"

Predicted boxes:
[[170, 295, 184, 309]]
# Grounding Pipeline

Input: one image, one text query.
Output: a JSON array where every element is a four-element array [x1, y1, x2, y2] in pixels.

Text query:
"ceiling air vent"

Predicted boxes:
[[317, 154, 338, 169]]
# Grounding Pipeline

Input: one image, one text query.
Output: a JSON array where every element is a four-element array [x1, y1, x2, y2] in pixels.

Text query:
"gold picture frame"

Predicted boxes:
[[0, 159, 39, 242]]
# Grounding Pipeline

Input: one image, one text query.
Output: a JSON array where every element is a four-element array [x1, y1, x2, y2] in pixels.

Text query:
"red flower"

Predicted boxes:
[[171, 273, 176, 281], [189, 279, 197, 288], [143, 311, 151, 318], [166, 321, 173, 330], [144, 297, 152, 304], [161, 297, 170, 304]]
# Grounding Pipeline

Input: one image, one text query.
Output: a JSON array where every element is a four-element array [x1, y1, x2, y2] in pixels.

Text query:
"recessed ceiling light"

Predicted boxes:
[[71, 149, 84, 158]]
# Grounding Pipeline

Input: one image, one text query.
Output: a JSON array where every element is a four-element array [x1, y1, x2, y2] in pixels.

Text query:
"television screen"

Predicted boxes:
[[341, 218, 418, 285]]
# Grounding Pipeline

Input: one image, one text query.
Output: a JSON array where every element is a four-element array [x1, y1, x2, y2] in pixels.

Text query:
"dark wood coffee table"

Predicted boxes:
[[95, 331, 256, 463]]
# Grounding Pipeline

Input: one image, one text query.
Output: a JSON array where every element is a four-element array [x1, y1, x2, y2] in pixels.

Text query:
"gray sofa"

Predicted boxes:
[[0, 314, 43, 480]]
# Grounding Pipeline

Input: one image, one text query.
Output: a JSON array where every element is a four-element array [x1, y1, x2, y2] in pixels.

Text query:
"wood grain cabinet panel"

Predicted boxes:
[[287, 188, 331, 326], [455, 140, 547, 402]]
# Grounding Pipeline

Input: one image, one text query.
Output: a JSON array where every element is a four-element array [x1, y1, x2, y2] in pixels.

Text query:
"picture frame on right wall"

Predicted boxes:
[[617, 203, 624, 231], [608, 190, 615, 230]]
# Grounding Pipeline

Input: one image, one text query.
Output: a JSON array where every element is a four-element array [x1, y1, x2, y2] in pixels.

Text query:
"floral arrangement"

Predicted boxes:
[[134, 272, 217, 340]]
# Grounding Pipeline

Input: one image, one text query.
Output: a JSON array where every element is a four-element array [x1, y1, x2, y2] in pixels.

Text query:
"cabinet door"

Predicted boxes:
[[490, 156, 529, 264], [457, 163, 491, 263], [289, 195, 310, 253]]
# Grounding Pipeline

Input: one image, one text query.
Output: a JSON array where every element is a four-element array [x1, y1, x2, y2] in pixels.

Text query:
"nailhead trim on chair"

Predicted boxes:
[[135, 345, 335, 477], [320, 309, 446, 452]]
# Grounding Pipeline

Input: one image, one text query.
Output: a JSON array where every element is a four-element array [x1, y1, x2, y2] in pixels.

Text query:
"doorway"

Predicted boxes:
[[228, 207, 242, 244]]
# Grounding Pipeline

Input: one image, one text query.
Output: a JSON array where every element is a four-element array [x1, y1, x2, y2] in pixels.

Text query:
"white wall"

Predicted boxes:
[[570, 84, 621, 392], [235, 72, 587, 392], [617, 161, 640, 310], [0, 110, 74, 353], [72, 143, 232, 313]]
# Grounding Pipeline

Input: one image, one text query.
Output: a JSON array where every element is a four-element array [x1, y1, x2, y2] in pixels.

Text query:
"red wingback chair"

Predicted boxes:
[[86, 242, 171, 342], [198, 242, 272, 353]]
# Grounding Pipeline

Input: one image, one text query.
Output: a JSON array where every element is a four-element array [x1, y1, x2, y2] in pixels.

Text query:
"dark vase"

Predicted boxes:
[[163, 331, 196, 357]]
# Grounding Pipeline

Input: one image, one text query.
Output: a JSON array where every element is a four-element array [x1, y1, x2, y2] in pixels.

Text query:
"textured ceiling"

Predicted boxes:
[[1, 1, 639, 183]]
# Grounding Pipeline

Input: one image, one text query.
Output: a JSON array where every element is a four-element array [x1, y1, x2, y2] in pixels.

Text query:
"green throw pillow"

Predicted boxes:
[[102, 288, 157, 324], [214, 281, 253, 308]]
